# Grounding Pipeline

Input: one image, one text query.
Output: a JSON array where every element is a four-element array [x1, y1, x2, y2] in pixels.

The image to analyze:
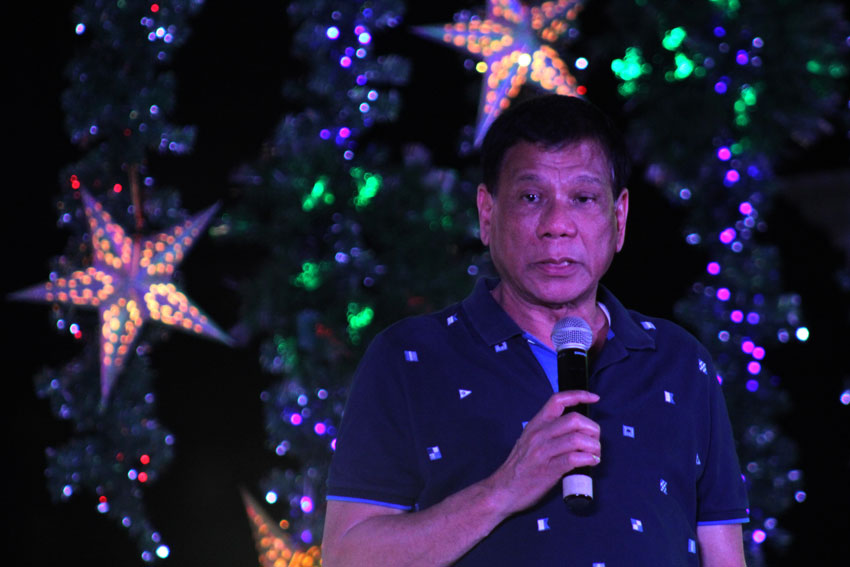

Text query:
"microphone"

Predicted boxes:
[[551, 316, 594, 511]]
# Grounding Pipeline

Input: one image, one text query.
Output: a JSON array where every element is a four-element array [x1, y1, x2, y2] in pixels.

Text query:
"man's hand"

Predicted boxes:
[[322, 390, 601, 567], [482, 389, 602, 517]]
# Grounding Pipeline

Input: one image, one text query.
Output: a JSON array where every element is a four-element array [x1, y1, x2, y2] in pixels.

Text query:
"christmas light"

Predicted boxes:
[[10, 191, 230, 399], [662, 27, 687, 51], [414, 0, 583, 145]]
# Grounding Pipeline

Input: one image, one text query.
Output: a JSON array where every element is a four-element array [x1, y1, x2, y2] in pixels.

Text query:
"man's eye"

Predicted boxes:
[[574, 195, 597, 204], [521, 193, 539, 203]]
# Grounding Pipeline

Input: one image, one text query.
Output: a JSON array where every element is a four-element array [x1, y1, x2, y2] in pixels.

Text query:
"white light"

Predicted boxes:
[[575, 57, 588, 69]]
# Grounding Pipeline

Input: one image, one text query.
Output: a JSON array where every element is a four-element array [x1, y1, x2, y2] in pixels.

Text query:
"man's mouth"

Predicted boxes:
[[542, 257, 577, 266], [536, 258, 580, 272]]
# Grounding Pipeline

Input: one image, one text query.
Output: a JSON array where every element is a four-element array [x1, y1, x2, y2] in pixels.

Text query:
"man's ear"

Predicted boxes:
[[615, 188, 629, 252], [477, 183, 493, 246]]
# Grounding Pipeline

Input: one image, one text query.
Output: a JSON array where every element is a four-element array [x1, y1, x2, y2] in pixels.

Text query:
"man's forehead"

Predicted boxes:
[[500, 139, 610, 173]]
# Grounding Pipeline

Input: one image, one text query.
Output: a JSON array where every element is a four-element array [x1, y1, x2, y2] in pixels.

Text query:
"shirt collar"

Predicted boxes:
[[463, 278, 655, 351], [463, 278, 525, 346], [597, 284, 656, 351]]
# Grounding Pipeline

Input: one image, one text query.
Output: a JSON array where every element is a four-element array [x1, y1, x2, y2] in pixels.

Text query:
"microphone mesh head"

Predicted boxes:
[[551, 316, 593, 352]]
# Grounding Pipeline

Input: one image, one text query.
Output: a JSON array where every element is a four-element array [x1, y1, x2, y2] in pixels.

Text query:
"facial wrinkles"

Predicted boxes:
[[497, 145, 616, 197]]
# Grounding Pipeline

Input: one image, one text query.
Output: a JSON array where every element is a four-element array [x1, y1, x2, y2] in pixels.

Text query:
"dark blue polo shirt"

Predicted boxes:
[[327, 278, 749, 565]]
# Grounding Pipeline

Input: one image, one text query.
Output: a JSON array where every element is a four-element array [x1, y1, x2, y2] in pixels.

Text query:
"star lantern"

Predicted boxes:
[[11, 190, 231, 400], [414, 0, 585, 145], [241, 490, 322, 567]]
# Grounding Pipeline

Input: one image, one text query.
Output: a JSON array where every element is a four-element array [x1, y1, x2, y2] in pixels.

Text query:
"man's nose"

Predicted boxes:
[[538, 198, 578, 238]]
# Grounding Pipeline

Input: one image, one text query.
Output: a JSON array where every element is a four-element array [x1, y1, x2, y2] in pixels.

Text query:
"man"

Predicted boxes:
[[322, 95, 749, 566]]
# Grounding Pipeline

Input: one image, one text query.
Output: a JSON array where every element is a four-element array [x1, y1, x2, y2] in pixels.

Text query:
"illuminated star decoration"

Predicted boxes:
[[414, 0, 584, 145], [241, 490, 322, 567], [11, 190, 231, 400]]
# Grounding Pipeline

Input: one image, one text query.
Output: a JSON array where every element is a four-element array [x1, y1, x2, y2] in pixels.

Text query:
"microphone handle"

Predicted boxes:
[[557, 348, 593, 510]]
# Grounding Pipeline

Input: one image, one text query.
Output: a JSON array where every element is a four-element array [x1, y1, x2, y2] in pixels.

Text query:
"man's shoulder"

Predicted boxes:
[[373, 297, 467, 344], [620, 305, 708, 354]]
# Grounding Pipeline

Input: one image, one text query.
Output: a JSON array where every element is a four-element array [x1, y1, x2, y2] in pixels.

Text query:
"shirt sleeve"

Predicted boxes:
[[696, 350, 750, 525], [326, 330, 423, 510]]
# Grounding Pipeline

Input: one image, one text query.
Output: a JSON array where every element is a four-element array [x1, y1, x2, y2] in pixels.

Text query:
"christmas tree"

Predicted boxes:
[[11, 1, 849, 566]]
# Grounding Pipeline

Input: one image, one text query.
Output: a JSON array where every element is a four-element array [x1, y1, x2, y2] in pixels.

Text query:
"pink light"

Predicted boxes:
[[707, 262, 721, 275], [717, 147, 732, 161], [720, 228, 736, 244], [739, 202, 753, 215], [747, 361, 761, 375], [752, 347, 766, 360], [300, 496, 314, 513], [290, 414, 303, 426], [731, 311, 744, 323], [742, 340, 755, 353], [716, 288, 731, 301], [752, 530, 766, 544]]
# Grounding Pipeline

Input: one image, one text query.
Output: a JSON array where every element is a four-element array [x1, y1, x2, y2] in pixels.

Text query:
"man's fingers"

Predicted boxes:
[[549, 390, 599, 414], [555, 449, 602, 472], [528, 391, 600, 430]]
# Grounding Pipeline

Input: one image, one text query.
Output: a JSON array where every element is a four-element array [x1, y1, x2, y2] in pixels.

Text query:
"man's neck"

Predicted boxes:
[[490, 282, 609, 351]]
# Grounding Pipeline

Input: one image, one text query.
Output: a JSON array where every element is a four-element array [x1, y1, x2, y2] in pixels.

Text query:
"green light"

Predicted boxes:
[[351, 168, 383, 209], [828, 63, 846, 78], [302, 176, 332, 211], [611, 47, 651, 97], [346, 302, 375, 344], [806, 60, 822, 74], [709, 0, 740, 15], [273, 335, 298, 370], [617, 82, 638, 96], [662, 27, 687, 51], [347, 303, 375, 330], [611, 47, 649, 81], [673, 53, 695, 79], [731, 84, 758, 129], [293, 261, 322, 291], [740, 85, 757, 106]]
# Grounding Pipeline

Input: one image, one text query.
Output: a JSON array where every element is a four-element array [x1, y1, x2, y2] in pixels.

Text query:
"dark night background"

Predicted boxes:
[[7, 1, 849, 565]]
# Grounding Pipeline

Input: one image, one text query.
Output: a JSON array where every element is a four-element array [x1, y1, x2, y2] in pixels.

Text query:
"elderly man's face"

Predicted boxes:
[[477, 139, 628, 313]]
